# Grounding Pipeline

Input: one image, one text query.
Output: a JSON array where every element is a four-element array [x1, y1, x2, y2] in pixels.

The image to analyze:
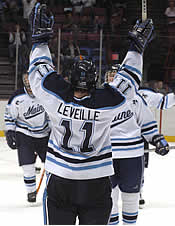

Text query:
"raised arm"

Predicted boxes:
[[110, 19, 154, 99], [28, 2, 54, 69], [27, 3, 56, 103], [28, 2, 71, 115]]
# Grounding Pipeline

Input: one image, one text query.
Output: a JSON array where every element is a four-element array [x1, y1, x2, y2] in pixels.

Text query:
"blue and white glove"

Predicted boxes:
[[29, 2, 54, 44], [128, 18, 154, 54], [151, 134, 169, 156]]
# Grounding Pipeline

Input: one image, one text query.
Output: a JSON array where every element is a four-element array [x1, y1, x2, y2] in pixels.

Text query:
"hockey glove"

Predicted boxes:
[[128, 19, 154, 54], [29, 2, 54, 44], [151, 134, 169, 156], [6, 130, 17, 150]]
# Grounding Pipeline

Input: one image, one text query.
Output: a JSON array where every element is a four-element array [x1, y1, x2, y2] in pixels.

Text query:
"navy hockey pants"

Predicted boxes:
[[43, 174, 112, 225], [110, 156, 144, 193], [16, 132, 49, 166]]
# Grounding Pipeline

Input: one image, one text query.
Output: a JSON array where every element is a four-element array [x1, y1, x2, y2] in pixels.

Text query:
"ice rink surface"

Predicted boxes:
[[0, 137, 175, 226]]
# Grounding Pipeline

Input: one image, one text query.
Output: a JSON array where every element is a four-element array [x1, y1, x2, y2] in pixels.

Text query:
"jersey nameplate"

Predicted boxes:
[[57, 103, 101, 121]]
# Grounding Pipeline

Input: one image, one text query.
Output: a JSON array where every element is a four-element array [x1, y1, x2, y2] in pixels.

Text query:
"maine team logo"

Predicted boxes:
[[111, 110, 134, 128], [23, 104, 45, 119]]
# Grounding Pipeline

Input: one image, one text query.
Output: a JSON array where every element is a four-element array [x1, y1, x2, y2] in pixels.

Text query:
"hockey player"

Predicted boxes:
[[28, 2, 154, 225], [105, 67, 150, 209], [137, 86, 175, 207], [104, 67, 169, 224], [4, 73, 51, 203], [138, 87, 175, 110], [104, 64, 120, 83]]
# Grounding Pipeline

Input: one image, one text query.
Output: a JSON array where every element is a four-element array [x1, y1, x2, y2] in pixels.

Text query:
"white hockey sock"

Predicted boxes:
[[109, 186, 120, 225], [22, 163, 36, 194], [121, 192, 139, 225]]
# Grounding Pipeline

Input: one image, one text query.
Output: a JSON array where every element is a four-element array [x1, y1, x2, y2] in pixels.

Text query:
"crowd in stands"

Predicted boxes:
[[0, 0, 175, 92], [142, 80, 173, 95], [0, 0, 129, 87], [165, 0, 175, 45]]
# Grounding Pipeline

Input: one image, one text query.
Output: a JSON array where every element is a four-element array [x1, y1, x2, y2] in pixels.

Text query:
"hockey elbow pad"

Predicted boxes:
[[128, 18, 154, 54], [151, 134, 169, 156]]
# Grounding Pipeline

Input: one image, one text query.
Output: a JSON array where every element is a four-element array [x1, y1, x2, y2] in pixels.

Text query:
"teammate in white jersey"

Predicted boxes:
[[28, 3, 154, 224], [4, 73, 51, 203], [138, 87, 175, 109], [137, 86, 175, 207], [104, 67, 169, 224]]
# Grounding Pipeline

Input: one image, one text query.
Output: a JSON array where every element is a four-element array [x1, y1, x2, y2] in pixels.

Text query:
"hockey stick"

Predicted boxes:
[[76, 44, 83, 60], [36, 168, 45, 194], [142, 0, 147, 22], [148, 146, 175, 152], [159, 109, 163, 133], [72, 28, 83, 60]]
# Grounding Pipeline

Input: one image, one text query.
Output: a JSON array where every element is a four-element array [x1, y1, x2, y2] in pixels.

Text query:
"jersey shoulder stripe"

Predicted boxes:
[[123, 66, 140, 86], [8, 88, 25, 104]]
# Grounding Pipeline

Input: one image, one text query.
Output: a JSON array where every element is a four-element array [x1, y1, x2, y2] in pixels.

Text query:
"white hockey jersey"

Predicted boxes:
[[105, 52, 159, 158], [28, 44, 144, 180], [110, 51, 143, 100], [4, 88, 50, 138], [138, 88, 175, 109], [110, 93, 159, 159]]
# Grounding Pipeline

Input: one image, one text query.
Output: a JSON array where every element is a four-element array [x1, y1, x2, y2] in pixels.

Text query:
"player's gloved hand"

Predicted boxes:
[[151, 134, 169, 156], [5, 130, 17, 150], [29, 2, 54, 44], [128, 18, 154, 54]]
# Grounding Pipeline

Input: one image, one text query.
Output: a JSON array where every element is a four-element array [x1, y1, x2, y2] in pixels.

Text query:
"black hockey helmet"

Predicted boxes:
[[70, 59, 98, 91]]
